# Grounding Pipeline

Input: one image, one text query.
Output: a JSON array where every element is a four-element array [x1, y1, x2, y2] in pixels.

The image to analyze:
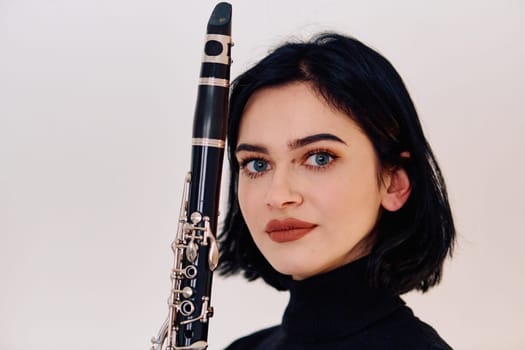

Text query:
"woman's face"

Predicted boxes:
[[236, 82, 389, 280]]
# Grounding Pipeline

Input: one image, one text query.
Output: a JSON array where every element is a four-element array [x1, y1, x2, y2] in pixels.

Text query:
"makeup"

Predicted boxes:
[[265, 218, 317, 243]]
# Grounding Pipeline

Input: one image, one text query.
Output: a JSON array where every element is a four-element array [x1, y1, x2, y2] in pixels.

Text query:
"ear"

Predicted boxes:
[[381, 164, 411, 212]]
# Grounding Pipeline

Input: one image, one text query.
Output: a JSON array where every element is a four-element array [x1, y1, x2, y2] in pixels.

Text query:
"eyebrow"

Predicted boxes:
[[287, 133, 346, 150], [235, 133, 346, 154]]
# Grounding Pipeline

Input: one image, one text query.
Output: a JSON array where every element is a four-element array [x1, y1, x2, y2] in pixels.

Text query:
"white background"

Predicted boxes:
[[2, 0, 524, 349]]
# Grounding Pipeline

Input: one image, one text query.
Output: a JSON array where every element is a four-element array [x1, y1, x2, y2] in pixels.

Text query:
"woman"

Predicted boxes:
[[218, 33, 455, 350]]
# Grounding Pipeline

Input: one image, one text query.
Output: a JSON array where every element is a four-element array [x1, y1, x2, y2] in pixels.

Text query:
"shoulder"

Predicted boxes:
[[222, 306, 453, 350], [365, 306, 453, 350], [223, 325, 282, 350]]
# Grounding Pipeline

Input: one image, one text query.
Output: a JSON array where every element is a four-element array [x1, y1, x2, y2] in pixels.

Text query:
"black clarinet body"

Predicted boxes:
[[150, 3, 232, 350], [180, 1, 232, 346]]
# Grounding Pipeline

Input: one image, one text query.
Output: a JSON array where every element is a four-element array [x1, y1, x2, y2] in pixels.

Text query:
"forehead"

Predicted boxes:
[[238, 82, 360, 144]]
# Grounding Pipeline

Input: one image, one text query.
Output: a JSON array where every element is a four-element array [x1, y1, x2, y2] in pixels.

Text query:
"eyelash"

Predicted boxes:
[[238, 156, 270, 179], [238, 148, 339, 179], [303, 148, 339, 171]]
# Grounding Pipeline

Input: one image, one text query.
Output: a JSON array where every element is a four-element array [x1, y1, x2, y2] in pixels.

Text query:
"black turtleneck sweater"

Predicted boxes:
[[224, 258, 452, 349]]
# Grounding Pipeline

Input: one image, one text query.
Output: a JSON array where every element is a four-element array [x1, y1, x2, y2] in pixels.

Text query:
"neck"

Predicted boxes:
[[281, 257, 404, 343]]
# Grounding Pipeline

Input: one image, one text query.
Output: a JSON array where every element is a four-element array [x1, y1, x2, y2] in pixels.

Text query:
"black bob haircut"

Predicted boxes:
[[217, 33, 455, 295]]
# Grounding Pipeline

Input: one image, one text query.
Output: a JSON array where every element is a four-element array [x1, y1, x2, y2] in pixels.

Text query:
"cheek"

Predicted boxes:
[[237, 178, 262, 225], [319, 169, 383, 228], [237, 179, 249, 216]]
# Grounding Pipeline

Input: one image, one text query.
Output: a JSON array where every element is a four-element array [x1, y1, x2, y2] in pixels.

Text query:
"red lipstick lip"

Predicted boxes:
[[265, 218, 317, 243]]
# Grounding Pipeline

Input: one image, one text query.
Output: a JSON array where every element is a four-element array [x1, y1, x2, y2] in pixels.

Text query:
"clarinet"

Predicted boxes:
[[150, 3, 232, 349]]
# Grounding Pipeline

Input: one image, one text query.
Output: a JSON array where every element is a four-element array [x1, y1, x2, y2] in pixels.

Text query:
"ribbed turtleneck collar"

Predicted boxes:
[[280, 257, 404, 344]]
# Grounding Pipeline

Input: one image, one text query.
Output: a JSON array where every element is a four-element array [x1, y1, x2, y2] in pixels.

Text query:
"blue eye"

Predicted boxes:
[[305, 152, 334, 167], [245, 159, 269, 173]]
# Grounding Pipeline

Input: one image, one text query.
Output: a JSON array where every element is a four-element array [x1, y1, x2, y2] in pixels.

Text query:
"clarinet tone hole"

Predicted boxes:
[[185, 265, 198, 279], [184, 329, 194, 339], [180, 300, 195, 316]]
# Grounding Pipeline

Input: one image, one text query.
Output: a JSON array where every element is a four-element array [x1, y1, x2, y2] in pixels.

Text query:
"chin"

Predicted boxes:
[[269, 259, 321, 280]]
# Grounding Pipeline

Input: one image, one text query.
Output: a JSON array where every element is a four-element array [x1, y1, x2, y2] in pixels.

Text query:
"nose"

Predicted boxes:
[[264, 167, 303, 209]]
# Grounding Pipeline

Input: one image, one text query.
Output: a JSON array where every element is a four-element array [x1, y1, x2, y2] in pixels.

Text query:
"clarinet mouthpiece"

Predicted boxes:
[[207, 2, 232, 35]]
